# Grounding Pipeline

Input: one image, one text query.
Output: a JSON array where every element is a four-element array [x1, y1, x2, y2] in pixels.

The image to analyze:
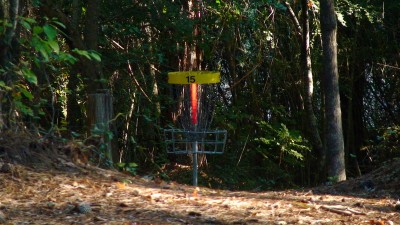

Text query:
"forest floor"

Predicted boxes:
[[0, 133, 400, 224]]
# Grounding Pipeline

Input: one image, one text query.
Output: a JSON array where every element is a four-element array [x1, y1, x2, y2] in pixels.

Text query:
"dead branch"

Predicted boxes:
[[320, 205, 366, 216]]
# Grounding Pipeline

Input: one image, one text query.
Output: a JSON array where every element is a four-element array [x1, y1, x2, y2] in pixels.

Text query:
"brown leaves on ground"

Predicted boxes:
[[0, 162, 399, 225]]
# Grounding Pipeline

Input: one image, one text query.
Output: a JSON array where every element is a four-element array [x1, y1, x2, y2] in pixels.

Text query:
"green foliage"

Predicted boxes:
[[19, 18, 74, 63], [382, 126, 400, 143], [115, 162, 139, 175], [1, 15, 103, 128], [0, 17, 76, 123], [238, 122, 311, 189], [205, 152, 296, 190], [201, 111, 311, 190], [327, 175, 340, 184], [72, 49, 101, 62], [90, 123, 114, 167], [366, 126, 400, 164], [336, 0, 382, 24], [255, 122, 310, 166]]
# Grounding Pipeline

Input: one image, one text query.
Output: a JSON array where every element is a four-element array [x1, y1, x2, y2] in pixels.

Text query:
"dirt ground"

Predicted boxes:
[[0, 133, 399, 224]]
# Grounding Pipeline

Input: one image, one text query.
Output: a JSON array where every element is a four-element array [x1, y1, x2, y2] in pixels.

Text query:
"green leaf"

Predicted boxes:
[[59, 52, 78, 64], [31, 37, 50, 61], [105, 130, 113, 140], [48, 40, 60, 53], [288, 149, 304, 160], [20, 20, 31, 30], [22, 68, 38, 84], [127, 162, 138, 167], [0, 81, 11, 90], [14, 101, 34, 117], [72, 49, 91, 60], [39, 47, 50, 61], [19, 87, 33, 100], [43, 24, 57, 40], [115, 163, 126, 169], [33, 26, 43, 35], [143, 115, 153, 122], [89, 52, 101, 62], [23, 17, 36, 24], [51, 20, 66, 29], [31, 36, 41, 48], [71, 131, 81, 137], [336, 12, 347, 27]]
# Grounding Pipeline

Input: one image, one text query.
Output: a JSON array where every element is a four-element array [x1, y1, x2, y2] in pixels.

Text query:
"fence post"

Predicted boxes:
[[87, 89, 113, 166]]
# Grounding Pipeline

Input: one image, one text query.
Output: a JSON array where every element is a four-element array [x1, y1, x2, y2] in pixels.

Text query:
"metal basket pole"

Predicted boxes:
[[193, 139, 198, 186]]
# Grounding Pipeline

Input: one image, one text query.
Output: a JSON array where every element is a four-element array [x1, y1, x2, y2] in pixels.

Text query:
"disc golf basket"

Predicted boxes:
[[164, 71, 227, 186]]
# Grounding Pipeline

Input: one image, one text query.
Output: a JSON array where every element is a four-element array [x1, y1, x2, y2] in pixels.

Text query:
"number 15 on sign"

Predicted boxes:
[[186, 76, 196, 83]]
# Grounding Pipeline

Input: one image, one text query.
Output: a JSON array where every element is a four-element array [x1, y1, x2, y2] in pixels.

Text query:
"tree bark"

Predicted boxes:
[[301, 0, 325, 181], [87, 91, 114, 166], [0, 0, 19, 67], [320, 0, 346, 181], [83, 0, 103, 94], [0, 0, 20, 129]]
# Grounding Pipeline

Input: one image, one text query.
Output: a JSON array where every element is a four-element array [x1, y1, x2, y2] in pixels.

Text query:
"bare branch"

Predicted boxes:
[[283, 2, 302, 41]]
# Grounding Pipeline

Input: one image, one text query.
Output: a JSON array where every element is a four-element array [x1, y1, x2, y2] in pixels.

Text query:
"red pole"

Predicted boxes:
[[190, 83, 198, 125]]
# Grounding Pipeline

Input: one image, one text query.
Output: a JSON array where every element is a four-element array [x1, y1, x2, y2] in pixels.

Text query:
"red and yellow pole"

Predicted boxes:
[[190, 83, 198, 126]]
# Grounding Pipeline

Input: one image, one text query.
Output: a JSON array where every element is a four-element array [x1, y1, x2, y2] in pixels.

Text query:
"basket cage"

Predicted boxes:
[[164, 129, 227, 154]]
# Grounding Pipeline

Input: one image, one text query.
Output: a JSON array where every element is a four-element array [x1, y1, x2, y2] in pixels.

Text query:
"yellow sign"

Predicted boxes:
[[168, 71, 220, 84]]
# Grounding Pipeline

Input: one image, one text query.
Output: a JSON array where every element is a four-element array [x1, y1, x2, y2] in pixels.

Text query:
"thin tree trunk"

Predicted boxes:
[[301, 0, 325, 181], [285, 1, 325, 182], [84, 0, 103, 93], [320, 0, 346, 181], [0, 0, 20, 129]]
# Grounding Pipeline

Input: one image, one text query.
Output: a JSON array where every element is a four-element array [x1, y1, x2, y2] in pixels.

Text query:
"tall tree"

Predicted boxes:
[[320, 0, 346, 181], [284, 0, 325, 183]]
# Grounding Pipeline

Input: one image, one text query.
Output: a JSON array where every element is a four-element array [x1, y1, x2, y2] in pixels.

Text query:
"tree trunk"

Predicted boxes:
[[320, 0, 346, 181], [301, 0, 325, 182], [83, 0, 103, 94], [0, 0, 20, 129], [285, 0, 325, 183], [87, 90, 114, 166]]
